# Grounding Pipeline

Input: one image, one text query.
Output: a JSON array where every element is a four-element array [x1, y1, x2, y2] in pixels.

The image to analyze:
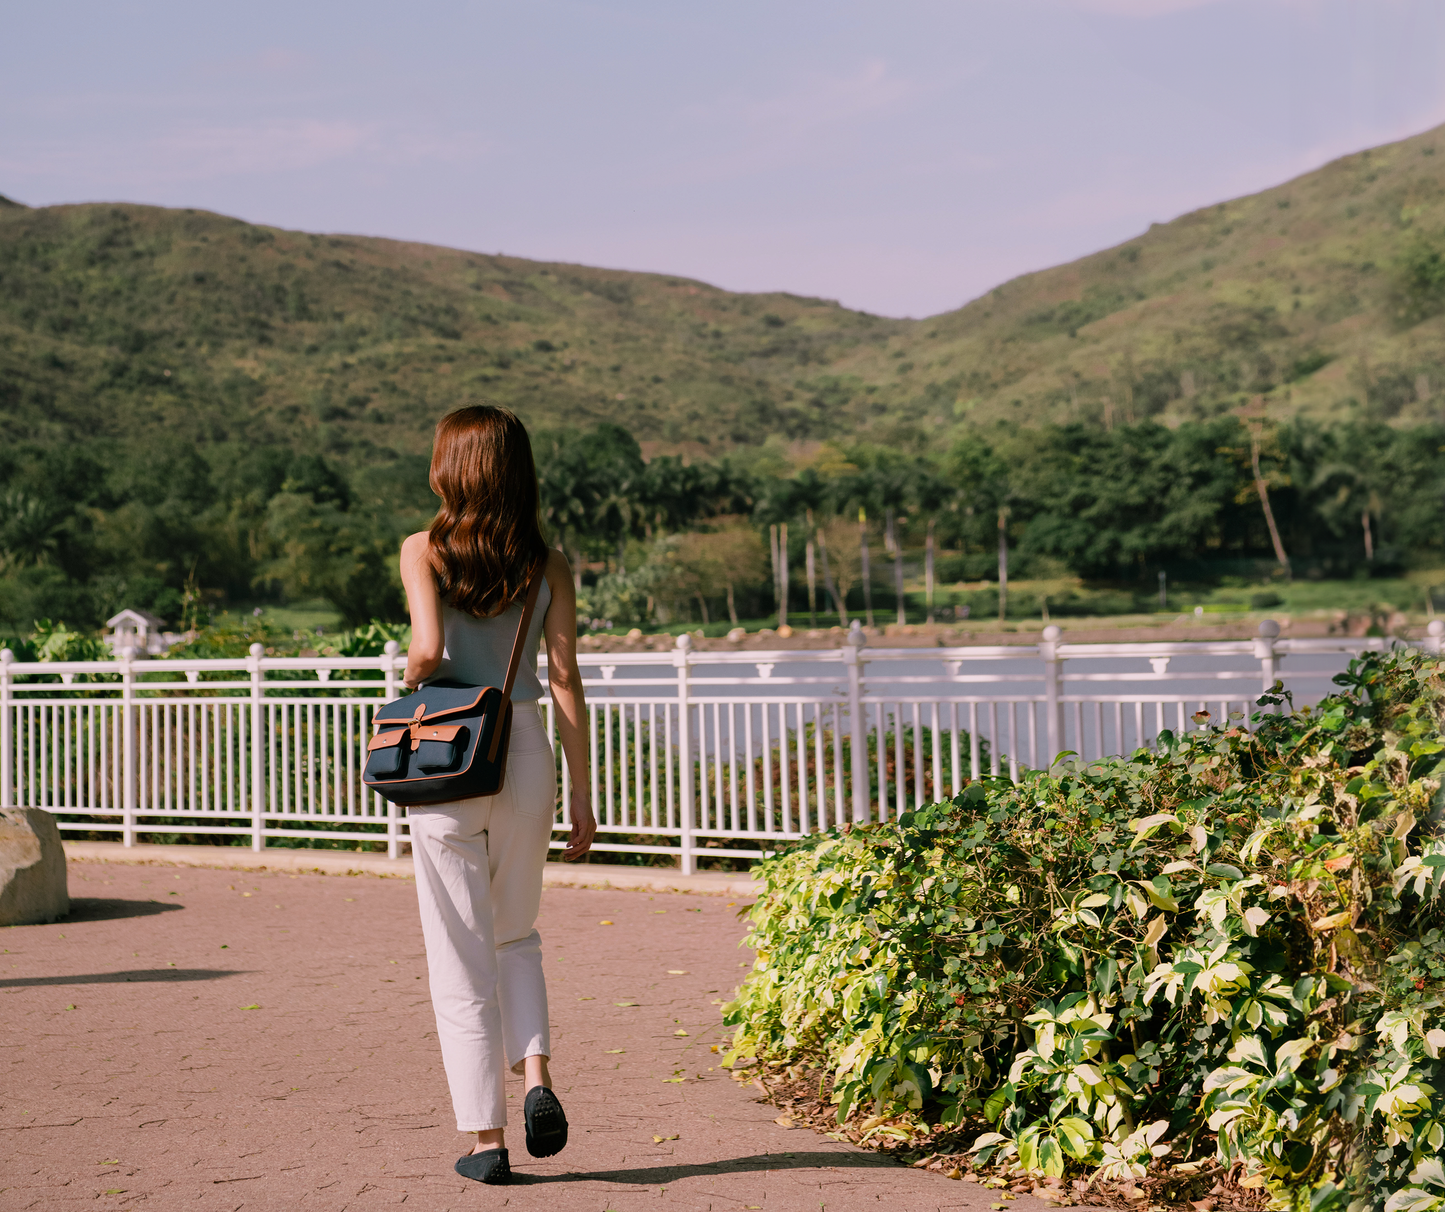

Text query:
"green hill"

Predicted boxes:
[[3, 121, 1445, 462], [876, 122, 1445, 433], [0, 194, 903, 461]]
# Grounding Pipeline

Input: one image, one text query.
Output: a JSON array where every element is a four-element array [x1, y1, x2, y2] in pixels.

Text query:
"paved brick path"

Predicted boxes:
[[2, 860, 1047, 1212]]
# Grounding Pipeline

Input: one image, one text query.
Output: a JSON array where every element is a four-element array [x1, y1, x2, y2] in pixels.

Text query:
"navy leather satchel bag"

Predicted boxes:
[[362, 562, 545, 805]]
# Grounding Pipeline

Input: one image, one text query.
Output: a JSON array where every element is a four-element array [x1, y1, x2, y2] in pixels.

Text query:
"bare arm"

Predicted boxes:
[[400, 532, 444, 690], [542, 549, 595, 861]]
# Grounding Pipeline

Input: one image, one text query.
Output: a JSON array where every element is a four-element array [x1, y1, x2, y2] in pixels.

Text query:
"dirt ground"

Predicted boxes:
[[1, 860, 1057, 1212], [575, 614, 1371, 654]]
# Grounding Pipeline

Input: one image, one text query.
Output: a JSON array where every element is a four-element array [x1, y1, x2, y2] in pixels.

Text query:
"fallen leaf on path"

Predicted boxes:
[[663, 1078, 685, 1083], [652, 1134, 679, 1142], [578, 996, 595, 1001], [240, 1004, 260, 1010], [674, 1029, 689, 1036], [99, 1159, 119, 1166], [599, 920, 614, 925], [946, 1168, 963, 1180], [63, 1004, 75, 1011], [774, 1116, 794, 1127], [667, 970, 688, 975], [615, 1001, 637, 1007], [605, 1049, 625, 1054]]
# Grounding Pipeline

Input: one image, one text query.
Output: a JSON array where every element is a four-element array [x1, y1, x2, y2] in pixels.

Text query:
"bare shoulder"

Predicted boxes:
[[400, 531, 434, 571], [544, 547, 572, 589]]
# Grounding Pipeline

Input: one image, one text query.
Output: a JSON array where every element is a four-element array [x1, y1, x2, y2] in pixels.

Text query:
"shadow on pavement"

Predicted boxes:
[[516, 1150, 901, 1184], [0, 968, 248, 988], [64, 898, 186, 921]]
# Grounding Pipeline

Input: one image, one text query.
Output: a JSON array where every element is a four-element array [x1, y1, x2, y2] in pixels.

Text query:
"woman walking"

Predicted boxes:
[[399, 405, 596, 1185]]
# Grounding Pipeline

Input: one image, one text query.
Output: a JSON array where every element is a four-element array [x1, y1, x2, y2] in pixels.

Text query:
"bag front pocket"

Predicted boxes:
[[415, 723, 470, 773], [365, 729, 408, 780]]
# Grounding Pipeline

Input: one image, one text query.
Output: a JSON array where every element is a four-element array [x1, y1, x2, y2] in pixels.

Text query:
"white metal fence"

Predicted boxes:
[[3, 620, 1438, 872]]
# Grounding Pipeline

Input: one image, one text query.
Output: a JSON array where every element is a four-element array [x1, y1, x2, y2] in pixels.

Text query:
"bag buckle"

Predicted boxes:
[[407, 701, 427, 750]]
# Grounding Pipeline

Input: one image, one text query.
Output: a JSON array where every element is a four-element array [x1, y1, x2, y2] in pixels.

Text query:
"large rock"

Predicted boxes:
[[0, 809, 69, 926]]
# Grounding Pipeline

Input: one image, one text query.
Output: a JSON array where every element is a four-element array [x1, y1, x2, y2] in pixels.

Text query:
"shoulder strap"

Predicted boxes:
[[501, 558, 547, 702]]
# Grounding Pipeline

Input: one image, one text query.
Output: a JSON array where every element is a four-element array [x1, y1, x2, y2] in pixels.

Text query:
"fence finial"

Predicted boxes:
[[1042, 624, 1061, 642], [0, 648, 11, 664], [846, 618, 865, 647], [383, 640, 400, 656], [675, 632, 693, 652], [1429, 620, 1444, 637], [1257, 619, 1280, 639], [248, 642, 265, 658]]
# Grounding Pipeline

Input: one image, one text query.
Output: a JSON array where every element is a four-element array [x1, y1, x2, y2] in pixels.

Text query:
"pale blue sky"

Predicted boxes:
[[4, 1, 1444, 317]]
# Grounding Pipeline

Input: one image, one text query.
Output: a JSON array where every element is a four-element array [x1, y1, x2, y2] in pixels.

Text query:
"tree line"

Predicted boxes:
[[1, 415, 1440, 635]]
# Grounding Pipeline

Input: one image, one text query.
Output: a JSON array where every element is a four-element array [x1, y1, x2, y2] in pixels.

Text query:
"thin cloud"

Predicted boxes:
[[158, 119, 378, 176], [652, 59, 937, 188], [1059, 0, 1234, 14], [0, 117, 491, 189]]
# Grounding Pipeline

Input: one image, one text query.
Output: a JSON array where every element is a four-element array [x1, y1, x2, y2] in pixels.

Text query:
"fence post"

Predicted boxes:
[[1427, 619, 1444, 656], [0, 648, 12, 809], [121, 647, 137, 846], [1040, 624, 1063, 767], [674, 634, 694, 875], [249, 642, 265, 852], [844, 620, 868, 823], [1253, 620, 1280, 711], [383, 640, 401, 860]]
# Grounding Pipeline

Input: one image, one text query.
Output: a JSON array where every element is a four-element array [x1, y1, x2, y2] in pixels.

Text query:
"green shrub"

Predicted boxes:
[[724, 648, 1445, 1210]]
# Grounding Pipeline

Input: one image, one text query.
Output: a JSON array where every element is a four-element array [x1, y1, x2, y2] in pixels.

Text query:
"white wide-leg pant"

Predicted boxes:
[[407, 704, 557, 1132]]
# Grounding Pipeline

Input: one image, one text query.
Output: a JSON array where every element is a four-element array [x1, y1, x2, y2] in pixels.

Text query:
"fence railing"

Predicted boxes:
[[3, 620, 1438, 871]]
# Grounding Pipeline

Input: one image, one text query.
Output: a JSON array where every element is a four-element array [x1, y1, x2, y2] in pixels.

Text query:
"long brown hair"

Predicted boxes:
[[427, 405, 549, 617]]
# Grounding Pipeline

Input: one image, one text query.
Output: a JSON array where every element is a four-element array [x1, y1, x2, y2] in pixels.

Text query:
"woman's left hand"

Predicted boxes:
[[561, 790, 596, 862]]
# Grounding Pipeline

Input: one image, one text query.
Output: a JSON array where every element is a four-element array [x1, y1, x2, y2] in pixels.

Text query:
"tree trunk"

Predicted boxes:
[[726, 582, 738, 626], [818, 528, 846, 625], [1362, 510, 1374, 561], [695, 593, 710, 625], [806, 538, 817, 626], [997, 508, 1009, 623], [925, 518, 935, 625], [778, 522, 789, 628], [572, 547, 584, 593], [859, 508, 874, 629], [1250, 431, 1291, 577], [886, 507, 905, 626], [769, 525, 779, 610]]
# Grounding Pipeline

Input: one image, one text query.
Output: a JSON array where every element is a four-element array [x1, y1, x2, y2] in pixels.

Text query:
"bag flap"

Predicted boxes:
[[415, 724, 467, 743], [367, 729, 407, 752], [373, 680, 499, 725]]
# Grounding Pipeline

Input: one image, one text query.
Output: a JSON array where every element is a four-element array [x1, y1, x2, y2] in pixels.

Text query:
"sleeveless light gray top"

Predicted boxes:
[[433, 577, 551, 701]]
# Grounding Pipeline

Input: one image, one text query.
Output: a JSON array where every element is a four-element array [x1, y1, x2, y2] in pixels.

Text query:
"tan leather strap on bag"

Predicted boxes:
[[487, 558, 547, 763]]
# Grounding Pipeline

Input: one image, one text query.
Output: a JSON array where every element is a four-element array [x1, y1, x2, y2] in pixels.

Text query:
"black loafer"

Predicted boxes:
[[524, 1086, 569, 1157], [456, 1147, 511, 1184]]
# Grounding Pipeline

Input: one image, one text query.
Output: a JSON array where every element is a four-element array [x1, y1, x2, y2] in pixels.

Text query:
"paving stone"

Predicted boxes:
[[0, 859, 1076, 1211]]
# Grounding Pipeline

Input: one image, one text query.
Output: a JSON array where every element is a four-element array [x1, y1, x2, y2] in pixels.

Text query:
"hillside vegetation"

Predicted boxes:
[[3, 122, 1445, 463]]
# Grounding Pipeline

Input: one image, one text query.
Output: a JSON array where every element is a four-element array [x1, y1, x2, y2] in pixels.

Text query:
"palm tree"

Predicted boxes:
[[0, 491, 67, 567], [948, 442, 1014, 623], [910, 468, 956, 625]]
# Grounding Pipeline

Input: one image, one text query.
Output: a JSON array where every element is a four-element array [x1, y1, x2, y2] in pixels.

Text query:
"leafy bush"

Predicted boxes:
[[724, 648, 1445, 1210], [1395, 235, 1445, 324]]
